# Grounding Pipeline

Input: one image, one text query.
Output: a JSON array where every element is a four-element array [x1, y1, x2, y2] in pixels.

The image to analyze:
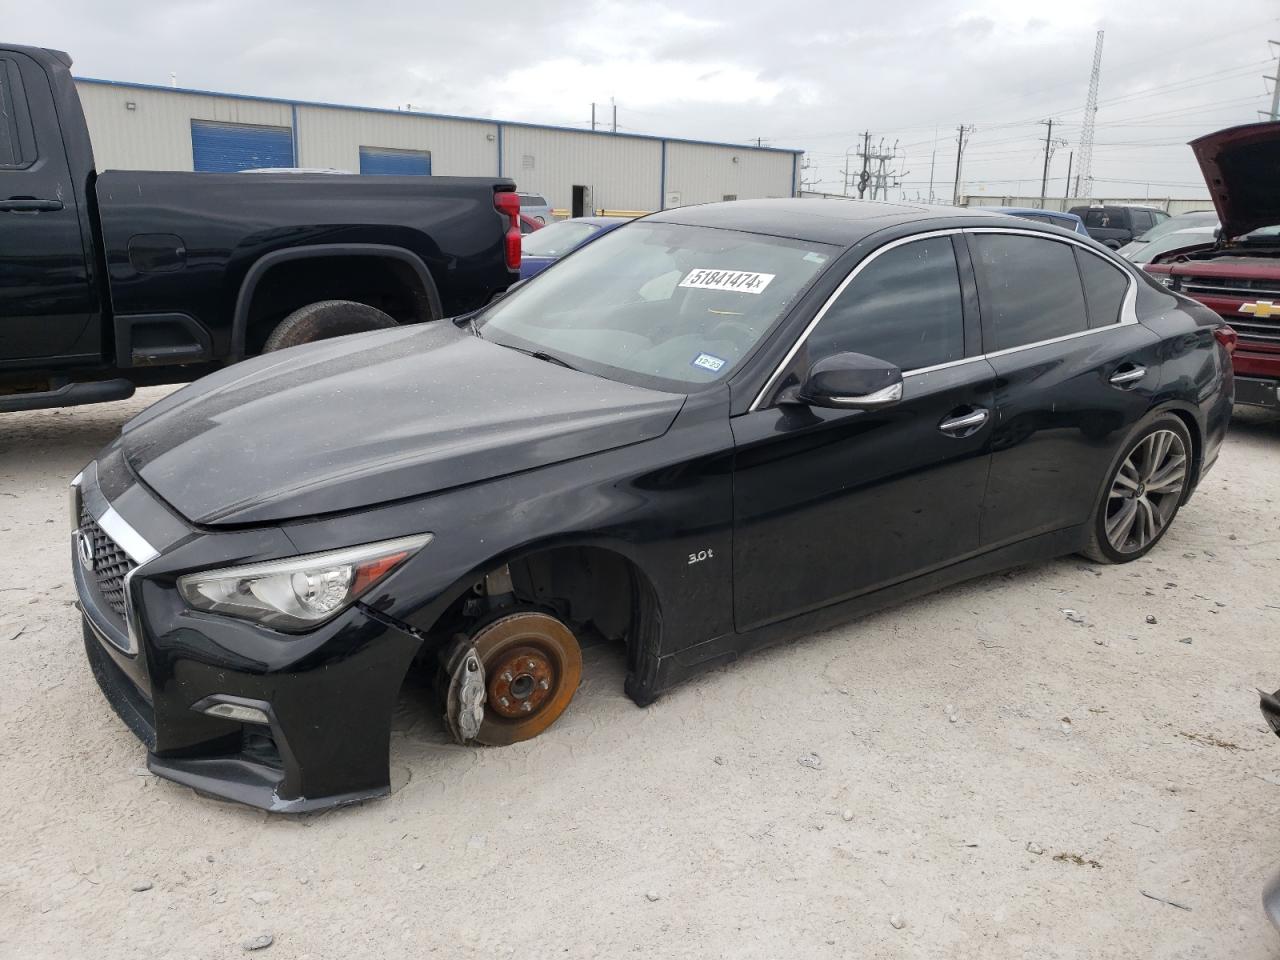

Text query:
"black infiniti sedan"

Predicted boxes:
[[72, 199, 1235, 812]]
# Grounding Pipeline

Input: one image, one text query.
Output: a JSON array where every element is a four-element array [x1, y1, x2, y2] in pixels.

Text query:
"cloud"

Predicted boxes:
[[19, 0, 1280, 198]]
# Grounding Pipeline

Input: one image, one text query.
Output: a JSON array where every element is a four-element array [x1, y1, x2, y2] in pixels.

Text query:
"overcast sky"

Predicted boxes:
[[18, 0, 1280, 200]]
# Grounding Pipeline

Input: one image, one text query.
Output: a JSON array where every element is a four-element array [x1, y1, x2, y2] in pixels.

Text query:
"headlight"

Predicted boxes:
[[177, 534, 432, 631]]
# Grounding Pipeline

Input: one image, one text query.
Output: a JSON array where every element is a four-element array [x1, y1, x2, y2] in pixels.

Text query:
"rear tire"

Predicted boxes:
[[1081, 412, 1193, 564], [262, 300, 398, 352]]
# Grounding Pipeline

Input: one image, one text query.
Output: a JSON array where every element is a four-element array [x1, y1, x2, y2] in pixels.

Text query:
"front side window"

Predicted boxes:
[[970, 234, 1088, 351], [804, 236, 964, 372], [479, 221, 834, 389], [1075, 249, 1130, 327]]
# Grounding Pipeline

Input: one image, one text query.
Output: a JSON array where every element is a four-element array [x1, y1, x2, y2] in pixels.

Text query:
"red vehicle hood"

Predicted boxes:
[[1190, 121, 1280, 239]]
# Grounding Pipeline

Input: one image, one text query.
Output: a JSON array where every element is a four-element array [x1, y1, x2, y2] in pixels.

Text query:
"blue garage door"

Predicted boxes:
[[359, 146, 432, 175], [191, 120, 293, 172]]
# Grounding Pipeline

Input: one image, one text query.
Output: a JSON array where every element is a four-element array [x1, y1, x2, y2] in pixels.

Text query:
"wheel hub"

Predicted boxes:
[[466, 611, 583, 746], [487, 646, 555, 718]]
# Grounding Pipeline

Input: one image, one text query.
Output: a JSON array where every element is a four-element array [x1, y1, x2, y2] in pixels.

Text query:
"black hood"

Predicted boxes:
[[121, 323, 683, 525], [1190, 121, 1280, 239]]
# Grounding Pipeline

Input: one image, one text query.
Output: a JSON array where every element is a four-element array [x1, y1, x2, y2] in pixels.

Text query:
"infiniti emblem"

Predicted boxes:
[[77, 529, 95, 571]]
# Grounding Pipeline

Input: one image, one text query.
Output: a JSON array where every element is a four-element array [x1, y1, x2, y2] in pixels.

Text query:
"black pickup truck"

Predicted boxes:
[[0, 44, 520, 411]]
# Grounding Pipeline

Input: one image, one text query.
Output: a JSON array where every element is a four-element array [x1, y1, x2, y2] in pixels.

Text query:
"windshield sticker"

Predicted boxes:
[[679, 269, 775, 295], [691, 352, 727, 373], [803, 251, 828, 264]]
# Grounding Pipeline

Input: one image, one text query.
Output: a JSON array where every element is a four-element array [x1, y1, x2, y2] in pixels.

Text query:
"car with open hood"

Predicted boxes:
[[1143, 121, 1280, 409], [72, 198, 1233, 812]]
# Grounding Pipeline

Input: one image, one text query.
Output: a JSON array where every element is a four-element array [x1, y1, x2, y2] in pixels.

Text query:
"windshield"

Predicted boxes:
[[1131, 211, 1217, 244], [522, 220, 601, 257], [1119, 228, 1217, 263], [479, 220, 835, 390]]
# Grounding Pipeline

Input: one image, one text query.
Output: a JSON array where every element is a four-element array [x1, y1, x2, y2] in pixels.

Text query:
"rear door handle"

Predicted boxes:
[[1109, 364, 1146, 388], [0, 198, 64, 212], [938, 407, 989, 436]]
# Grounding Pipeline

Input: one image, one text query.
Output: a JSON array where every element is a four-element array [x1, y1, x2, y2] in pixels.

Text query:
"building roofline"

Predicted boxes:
[[73, 76, 805, 156]]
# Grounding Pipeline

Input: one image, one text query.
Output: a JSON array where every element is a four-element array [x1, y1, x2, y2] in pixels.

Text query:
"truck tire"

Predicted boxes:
[[262, 300, 398, 352]]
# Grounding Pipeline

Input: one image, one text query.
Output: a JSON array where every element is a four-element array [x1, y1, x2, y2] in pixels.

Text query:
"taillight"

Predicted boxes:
[[494, 190, 521, 270], [1214, 325, 1238, 354]]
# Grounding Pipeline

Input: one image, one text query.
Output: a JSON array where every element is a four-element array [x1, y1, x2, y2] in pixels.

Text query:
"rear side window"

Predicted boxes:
[[0, 59, 27, 167], [970, 234, 1088, 351], [520, 195, 547, 207], [1131, 210, 1155, 232], [1075, 250, 1129, 327], [806, 236, 965, 372]]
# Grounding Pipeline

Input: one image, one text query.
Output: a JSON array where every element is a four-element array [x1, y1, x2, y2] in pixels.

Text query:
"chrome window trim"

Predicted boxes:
[[749, 226, 1139, 412]]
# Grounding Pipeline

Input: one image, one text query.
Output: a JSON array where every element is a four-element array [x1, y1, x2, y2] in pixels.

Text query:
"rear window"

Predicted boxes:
[[1083, 209, 1118, 228], [1075, 250, 1129, 327], [521, 220, 600, 257]]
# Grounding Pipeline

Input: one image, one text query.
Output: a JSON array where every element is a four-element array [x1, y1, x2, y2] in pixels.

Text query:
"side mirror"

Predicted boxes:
[[794, 352, 903, 409]]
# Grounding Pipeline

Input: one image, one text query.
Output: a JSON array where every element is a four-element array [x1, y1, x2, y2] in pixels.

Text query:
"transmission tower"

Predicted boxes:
[[1076, 29, 1105, 198]]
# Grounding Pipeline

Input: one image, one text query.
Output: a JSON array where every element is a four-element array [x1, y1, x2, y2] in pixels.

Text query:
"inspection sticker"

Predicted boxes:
[[691, 352, 727, 372], [679, 268, 775, 295]]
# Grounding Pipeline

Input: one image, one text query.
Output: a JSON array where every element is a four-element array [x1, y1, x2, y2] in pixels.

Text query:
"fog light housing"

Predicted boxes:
[[193, 695, 271, 726]]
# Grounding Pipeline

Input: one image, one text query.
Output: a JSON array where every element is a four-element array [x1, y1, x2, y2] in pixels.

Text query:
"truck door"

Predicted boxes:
[[0, 51, 96, 361]]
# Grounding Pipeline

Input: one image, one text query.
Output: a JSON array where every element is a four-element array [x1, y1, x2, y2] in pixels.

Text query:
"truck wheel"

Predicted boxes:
[[1081, 413, 1192, 564], [262, 300, 398, 352]]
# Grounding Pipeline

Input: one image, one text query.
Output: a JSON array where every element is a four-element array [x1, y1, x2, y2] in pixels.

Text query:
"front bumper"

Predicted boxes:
[[73, 456, 423, 812]]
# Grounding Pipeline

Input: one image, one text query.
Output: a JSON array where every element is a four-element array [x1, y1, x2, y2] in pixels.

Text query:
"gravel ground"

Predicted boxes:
[[2, 388, 1280, 959]]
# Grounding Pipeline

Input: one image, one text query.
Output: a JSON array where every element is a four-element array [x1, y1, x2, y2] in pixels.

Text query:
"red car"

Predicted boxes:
[[520, 213, 544, 235], [1143, 122, 1280, 409]]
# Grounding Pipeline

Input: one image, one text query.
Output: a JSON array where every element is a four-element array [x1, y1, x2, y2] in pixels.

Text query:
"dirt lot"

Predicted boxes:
[[2, 388, 1279, 959]]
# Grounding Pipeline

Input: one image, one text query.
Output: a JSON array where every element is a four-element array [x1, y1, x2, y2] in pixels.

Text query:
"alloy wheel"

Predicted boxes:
[[1103, 428, 1188, 555]]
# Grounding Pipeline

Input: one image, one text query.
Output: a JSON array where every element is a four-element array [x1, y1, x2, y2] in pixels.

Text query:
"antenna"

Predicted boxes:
[[1076, 30, 1105, 198]]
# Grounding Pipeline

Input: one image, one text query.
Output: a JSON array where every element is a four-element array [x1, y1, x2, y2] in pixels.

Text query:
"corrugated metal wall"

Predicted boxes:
[[74, 80, 799, 212], [296, 104, 497, 175], [500, 126, 661, 213], [664, 142, 796, 208], [77, 83, 293, 171]]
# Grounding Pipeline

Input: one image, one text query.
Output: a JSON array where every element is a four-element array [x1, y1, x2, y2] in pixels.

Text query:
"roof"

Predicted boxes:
[[72, 76, 804, 157], [648, 198, 1011, 246]]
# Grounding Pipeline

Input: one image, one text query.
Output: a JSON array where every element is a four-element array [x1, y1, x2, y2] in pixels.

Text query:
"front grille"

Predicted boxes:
[[80, 505, 135, 617], [1182, 276, 1280, 299], [1181, 276, 1280, 345]]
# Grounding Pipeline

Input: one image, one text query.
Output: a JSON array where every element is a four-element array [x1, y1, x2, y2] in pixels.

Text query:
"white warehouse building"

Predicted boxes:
[[74, 78, 802, 215]]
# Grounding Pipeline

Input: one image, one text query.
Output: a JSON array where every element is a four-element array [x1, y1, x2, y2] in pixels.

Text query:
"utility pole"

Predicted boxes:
[[927, 126, 938, 203], [1039, 119, 1054, 208], [1262, 41, 1279, 120], [1077, 30, 1105, 198], [858, 131, 871, 198], [591, 103, 596, 131], [611, 98, 617, 133], [1063, 150, 1073, 202], [952, 124, 973, 206]]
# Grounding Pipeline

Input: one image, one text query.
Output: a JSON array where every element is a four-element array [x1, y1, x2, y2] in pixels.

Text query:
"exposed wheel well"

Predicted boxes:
[[243, 255, 437, 353], [425, 545, 662, 697]]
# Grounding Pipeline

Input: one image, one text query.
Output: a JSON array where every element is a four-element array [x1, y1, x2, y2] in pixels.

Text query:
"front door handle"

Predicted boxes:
[[938, 407, 989, 436], [0, 198, 64, 212], [1109, 364, 1146, 388]]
